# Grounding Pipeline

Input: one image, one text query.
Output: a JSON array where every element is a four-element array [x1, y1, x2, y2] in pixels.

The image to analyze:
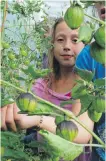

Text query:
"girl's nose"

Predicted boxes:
[[63, 40, 71, 51]]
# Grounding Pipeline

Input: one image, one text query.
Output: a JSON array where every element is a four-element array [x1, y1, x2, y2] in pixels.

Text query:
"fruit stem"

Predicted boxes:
[[84, 13, 105, 25], [1, 79, 105, 148]]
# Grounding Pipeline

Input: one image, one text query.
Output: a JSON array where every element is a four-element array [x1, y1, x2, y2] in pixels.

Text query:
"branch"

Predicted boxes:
[[84, 13, 105, 25]]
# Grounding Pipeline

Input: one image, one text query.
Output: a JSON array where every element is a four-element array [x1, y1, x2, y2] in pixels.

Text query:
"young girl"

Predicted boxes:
[[1, 18, 94, 161]]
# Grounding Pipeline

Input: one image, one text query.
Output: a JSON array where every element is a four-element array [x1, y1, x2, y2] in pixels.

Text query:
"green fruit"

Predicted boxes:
[[90, 41, 105, 65], [56, 120, 78, 142], [88, 108, 102, 122], [16, 92, 36, 112], [94, 26, 105, 48], [92, 96, 105, 113], [10, 63, 17, 69], [20, 50, 28, 56], [64, 5, 84, 29], [8, 52, 15, 60], [77, 24, 93, 44], [24, 60, 30, 65], [1, 41, 10, 49]]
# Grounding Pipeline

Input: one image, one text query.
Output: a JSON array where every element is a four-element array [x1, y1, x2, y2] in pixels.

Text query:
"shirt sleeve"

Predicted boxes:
[[75, 45, 93, 71]]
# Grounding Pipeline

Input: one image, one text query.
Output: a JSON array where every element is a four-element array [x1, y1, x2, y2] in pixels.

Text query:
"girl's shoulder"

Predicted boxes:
[[32, 78, 47, 90]]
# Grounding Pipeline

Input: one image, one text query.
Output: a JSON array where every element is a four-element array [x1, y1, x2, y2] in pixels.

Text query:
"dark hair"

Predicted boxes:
[[48, 17, 64, 79]]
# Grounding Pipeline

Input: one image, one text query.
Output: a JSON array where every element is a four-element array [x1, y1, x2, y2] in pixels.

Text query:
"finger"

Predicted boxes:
[[0, 106, 8, 131], [6, 103, 17, 132], [13, 103, 27, 129]]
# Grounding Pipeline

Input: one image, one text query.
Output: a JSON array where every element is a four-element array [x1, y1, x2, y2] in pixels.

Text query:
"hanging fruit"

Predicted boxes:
[[90, 41, 105, 65], [56, 120, 78, 142], [94, 25, 105, 48], [16, 93, 37, 112], [64, 5, 84, 29]]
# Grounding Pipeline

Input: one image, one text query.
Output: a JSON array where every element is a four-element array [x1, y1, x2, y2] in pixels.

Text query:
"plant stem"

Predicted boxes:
[[1, 0, 8, 35], [1, 79, 105, 148], [1, 80, 26, 93], [68, 142, 104, 148], [72, 117, 105, 147], [84, 13, 105, 25]]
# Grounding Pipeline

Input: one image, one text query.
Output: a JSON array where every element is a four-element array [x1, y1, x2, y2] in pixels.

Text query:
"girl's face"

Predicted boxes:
[[95, 1, 106, 20], [53, 21, 85, 68]]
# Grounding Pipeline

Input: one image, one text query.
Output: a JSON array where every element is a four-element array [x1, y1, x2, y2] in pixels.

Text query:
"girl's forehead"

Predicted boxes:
[[55, 21, 78, 37]]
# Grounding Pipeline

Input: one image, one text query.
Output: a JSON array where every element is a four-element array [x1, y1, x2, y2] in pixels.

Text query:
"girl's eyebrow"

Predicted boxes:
[[71, 34, 78, 37], [55, 33, 78, 38], [55, 33, 65, 38]]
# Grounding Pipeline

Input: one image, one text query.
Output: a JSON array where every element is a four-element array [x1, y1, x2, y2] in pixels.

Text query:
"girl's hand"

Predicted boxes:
[[0, 103, 56, 133], [0, 103, 39, 131]]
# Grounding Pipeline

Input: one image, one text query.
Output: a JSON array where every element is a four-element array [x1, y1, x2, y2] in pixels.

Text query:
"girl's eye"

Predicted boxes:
[[72, 39, 78, 43], [57, 38, 64, 42]]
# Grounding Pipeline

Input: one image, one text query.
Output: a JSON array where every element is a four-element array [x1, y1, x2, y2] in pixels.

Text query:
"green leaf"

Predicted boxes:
[[74, 66, 95, 82], [15, 76, 26, 81], [94, 78, 105, 87], [39, 130, 83, 161], [3, 148, 29, 161], [77, 94, 95, 116]]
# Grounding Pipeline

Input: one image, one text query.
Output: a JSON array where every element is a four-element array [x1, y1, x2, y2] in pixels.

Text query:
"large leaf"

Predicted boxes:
[[21, 65, 51, 79], [39, 130, 83, 161], [74, 66, 95, 82], [3, 148, 29, 161], [1, 131, 21, 147], [77, 94, 95, 116], [94, 78, 105, 87]]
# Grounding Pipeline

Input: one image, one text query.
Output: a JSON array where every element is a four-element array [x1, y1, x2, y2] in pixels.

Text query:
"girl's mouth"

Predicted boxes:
[[61, 55, 74, 59]]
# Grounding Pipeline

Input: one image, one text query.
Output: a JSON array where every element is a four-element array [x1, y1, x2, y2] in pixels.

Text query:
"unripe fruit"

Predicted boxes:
[[94, 26, 105, 48], [16, 93, 37, 112], [24, 60, 30, 65], [1, 41, 10, 49], [8, 52, 15, 60], [56, 120, 78, 142], [64, 5, 84, 29], [90, 41, 105, 65], [20, 50, 28, 56], [10, 63, 17, 69]]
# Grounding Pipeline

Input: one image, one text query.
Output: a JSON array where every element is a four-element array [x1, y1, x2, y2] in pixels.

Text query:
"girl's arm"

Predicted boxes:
[[0, 103, 56, 133], [71, 99, 94, 144]]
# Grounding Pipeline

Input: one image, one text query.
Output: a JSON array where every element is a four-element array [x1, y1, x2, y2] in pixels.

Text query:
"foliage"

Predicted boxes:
[[1, 0, 53, 105]]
